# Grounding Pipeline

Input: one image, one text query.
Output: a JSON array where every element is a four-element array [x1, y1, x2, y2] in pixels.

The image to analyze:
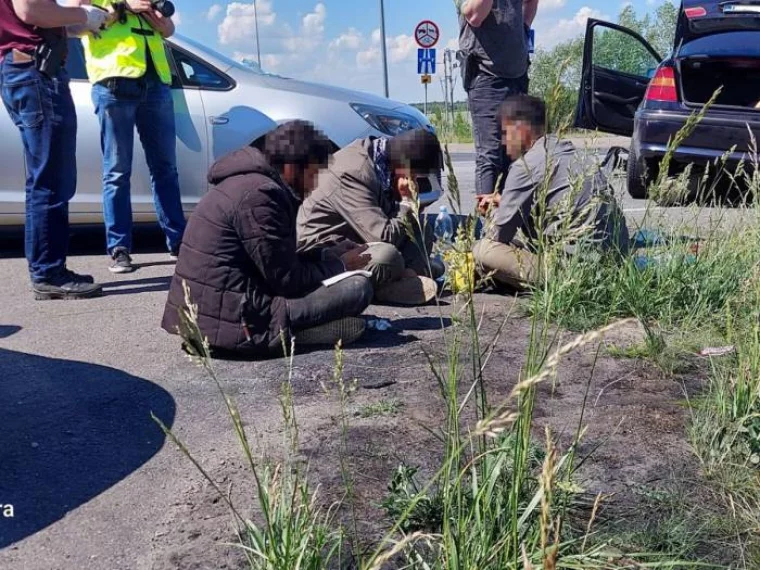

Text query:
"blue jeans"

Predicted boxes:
[[92, 76, 186, 254], [467, 73, 529, 196], [0, 59, 77, 283]]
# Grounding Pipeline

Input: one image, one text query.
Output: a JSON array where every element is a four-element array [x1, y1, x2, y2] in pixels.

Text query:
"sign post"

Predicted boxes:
[[414, 20, 440, 118], [379, 0, 389, 97], [421, 74, 432, 114]]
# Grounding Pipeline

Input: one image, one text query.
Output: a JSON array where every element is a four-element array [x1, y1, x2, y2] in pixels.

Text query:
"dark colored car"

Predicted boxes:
[[575, 0, 760, 201]]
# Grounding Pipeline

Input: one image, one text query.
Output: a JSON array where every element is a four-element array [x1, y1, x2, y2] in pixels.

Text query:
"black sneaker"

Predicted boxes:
[[63, 268, 95, 284], [168, 247, 180, 262], [33, 274, 103, 301], [109, 248, 135, 274]]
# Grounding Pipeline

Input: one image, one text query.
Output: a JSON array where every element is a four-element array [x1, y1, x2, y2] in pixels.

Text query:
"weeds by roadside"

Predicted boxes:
[[154, 78, 760, 570], [358, 399, 403, 418], [526, 93, 760, 565]]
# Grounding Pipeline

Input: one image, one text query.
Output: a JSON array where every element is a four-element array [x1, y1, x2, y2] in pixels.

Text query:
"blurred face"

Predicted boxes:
[[393, 168, 411, 199], [282, 162, 325, 199], [302, 162, 323, 196], [501, 119, 535, 161]]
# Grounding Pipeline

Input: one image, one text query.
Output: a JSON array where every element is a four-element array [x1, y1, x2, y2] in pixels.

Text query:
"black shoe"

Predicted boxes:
[[429, 257, 446, 280], [109, 248, 135, 274], [33, 274, 103, 301], [169, 247, 180, 262], [63, 268, 95, 284]]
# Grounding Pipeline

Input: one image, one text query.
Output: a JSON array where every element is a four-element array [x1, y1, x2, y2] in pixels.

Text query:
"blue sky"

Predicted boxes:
[[172, 0, 677, 102]]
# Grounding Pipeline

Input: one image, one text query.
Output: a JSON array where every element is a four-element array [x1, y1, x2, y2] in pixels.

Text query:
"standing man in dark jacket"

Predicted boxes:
[[0, 0, 108, 299], [458, 0, 538, 196], [162, 122, 373, 358]]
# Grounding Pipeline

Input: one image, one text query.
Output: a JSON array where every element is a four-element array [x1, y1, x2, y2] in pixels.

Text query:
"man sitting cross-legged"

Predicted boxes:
[[473, 95, 630, 291], [162, 121, 373, 358], [298, 128, 445, 306]]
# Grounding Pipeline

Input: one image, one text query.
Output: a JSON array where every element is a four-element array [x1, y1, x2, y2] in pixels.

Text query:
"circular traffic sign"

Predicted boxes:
[[415, 20, 440, 49]]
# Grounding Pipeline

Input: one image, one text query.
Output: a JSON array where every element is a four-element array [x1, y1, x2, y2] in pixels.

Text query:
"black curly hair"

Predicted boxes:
[[262, 120, 332, 169], [499, 94, 547, 137], [386, 128, 443, 174]]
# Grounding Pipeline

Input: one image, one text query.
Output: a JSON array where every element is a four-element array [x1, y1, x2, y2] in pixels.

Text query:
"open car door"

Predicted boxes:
[[574, 19, 662, 137]]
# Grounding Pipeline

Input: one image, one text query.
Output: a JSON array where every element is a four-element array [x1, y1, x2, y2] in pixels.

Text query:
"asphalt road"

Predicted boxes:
[[0, 139, 754, 569]]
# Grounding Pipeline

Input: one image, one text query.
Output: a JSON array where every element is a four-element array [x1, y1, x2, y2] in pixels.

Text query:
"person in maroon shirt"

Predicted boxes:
[[0, 0, 107, 299]]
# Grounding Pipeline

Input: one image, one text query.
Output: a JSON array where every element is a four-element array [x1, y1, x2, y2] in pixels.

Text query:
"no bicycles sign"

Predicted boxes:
[[414, 20, 440, 49]]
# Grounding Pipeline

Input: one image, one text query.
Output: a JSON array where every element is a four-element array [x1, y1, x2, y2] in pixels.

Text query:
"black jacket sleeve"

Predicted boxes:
[[234, 184, 344, 297]]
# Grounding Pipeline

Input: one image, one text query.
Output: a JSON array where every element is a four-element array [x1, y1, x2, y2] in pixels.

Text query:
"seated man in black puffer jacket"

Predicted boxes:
[[162, 121, 373, 358]]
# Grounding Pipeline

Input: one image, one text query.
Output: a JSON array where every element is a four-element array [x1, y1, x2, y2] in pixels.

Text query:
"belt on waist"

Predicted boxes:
[[4, 49, 35, 64]]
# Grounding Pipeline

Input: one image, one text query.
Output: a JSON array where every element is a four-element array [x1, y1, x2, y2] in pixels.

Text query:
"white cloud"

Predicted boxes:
[[220, 1, 328, 59], [207, 4, 222, 20], [539, 0, 567, 10], [288, 3, 326, 52], [218, 1, 276, 46], [330, 28, 363, 51], [356, 47, 379, 70], [386, 34, 416, 64], [302, 3, 326, 37], [535, 6, 608, 48], [217, 2, 452, 103], [261, 54, 282, 69], [355, 29, 416, 70]]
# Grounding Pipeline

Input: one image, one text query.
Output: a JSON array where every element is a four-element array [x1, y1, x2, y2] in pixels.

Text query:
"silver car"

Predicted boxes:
[[0, 35, 441, 227]]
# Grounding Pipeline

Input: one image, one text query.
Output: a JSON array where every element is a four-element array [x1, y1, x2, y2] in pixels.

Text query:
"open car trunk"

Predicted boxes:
[[680, 57, 760, 108]]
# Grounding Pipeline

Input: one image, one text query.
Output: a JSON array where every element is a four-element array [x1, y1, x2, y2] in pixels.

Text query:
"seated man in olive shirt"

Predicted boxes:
[[298, 128, 445, 306]]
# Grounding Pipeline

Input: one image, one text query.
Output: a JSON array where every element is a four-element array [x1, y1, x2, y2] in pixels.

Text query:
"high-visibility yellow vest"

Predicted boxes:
[[81, 0, 172, 85]]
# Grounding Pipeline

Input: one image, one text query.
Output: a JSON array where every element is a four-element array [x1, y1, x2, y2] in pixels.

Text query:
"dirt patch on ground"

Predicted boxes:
[[144, 294, 704, 569]]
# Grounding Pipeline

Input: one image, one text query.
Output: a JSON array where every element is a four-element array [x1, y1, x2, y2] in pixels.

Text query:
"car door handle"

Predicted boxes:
[[209, 116, 229, 125], [595, 92, 641, 106]]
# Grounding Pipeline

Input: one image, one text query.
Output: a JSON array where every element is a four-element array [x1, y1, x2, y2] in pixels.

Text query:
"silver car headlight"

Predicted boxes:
[[350, 103, 423, 136]]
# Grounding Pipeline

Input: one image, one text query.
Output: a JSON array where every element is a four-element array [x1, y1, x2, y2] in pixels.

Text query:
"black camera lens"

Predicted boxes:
[[152, 0, 175, 18]]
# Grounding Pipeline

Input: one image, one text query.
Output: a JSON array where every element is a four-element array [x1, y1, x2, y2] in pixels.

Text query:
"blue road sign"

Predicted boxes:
[[417, 48, 436, 75]]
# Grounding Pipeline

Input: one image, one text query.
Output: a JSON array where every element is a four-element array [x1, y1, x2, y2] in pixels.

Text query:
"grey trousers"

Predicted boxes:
[[364, 235, 441, 289]]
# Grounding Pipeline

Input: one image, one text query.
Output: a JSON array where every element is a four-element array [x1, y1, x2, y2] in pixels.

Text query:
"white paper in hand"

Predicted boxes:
[[322, 270, 372, 287]]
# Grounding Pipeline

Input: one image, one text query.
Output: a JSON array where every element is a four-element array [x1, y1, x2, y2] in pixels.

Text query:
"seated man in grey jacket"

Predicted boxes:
[[298, 128, 444, 306], [474, 95, 629, 290]]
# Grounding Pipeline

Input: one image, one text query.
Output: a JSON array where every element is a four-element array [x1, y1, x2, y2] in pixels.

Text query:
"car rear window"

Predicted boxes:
[[680, 31, 760, 57]]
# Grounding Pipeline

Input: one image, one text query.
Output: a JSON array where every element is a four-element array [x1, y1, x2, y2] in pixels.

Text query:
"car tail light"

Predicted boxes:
[[684, 6, 707, 18], [646, 67, 678, 102]]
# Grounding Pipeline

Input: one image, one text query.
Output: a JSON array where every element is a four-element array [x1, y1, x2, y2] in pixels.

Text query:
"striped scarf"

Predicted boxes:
[[370, 137, 392, 195]]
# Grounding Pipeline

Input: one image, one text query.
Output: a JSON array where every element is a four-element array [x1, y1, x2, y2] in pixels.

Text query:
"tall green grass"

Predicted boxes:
[[524, 104, 760, 564], [154, 84, 760, 569]]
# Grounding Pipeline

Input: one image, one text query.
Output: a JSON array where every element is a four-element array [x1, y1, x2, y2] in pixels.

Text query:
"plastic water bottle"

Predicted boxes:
[[434, 206, 454, 246]]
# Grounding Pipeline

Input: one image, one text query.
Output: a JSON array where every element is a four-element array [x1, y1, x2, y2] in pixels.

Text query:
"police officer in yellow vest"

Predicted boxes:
[[75, 0, 186, 273]]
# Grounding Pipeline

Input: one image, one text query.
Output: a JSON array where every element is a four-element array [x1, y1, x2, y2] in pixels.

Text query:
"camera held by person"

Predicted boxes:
[[113, 0, 174, 24]]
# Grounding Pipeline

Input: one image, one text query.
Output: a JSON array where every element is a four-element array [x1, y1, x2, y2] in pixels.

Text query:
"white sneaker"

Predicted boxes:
[[109, 248, 135, 274]]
